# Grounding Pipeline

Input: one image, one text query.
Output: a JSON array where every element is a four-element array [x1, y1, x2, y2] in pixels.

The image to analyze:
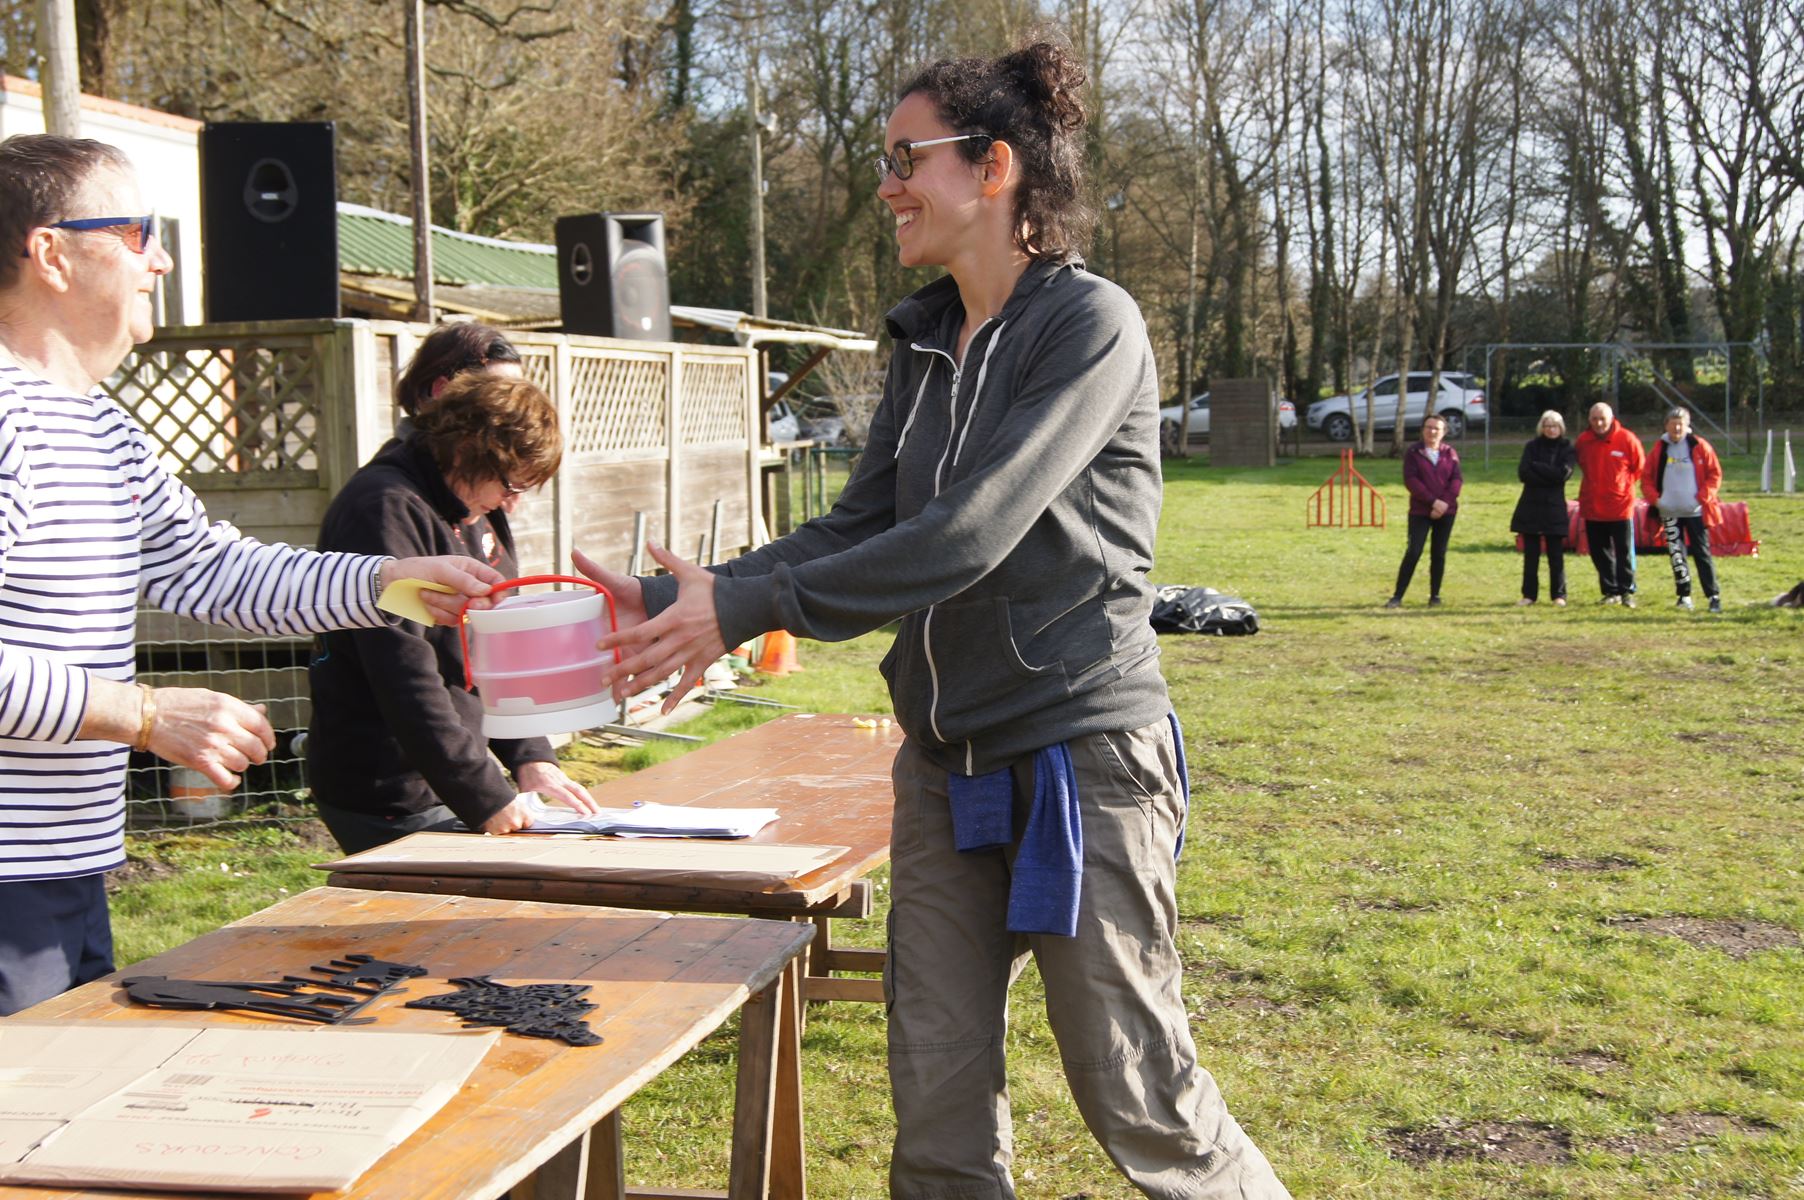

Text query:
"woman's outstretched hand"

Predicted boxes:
[[589, 541, 728, 713]]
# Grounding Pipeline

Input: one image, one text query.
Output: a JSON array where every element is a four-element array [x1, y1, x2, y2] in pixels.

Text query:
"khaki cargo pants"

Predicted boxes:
[[886, 720, 1291, 1199]]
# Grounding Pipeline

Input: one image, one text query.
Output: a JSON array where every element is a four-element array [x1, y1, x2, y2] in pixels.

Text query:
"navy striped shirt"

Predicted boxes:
[[0, 363, 388, 881]]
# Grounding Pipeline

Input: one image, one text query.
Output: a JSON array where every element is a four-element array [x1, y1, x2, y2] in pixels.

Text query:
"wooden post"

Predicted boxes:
[[746, 348, 763, 548], [404, 0, 435, 322], [665, 350, 683, 559], [37, 0, 81, 136], [552, 335, 575, 572]]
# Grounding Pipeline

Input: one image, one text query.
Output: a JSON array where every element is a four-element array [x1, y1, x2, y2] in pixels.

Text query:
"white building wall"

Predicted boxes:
[[0, 75, 203, 326]]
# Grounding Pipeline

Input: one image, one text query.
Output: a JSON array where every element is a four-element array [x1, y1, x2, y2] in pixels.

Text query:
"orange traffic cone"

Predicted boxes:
[[754, 628, 800, 675]]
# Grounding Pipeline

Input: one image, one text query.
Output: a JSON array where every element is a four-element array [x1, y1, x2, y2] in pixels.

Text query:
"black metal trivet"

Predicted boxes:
[[404, 976, 603, 1047]]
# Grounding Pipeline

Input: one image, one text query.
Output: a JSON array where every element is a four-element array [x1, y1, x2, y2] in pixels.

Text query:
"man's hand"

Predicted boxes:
[[143, 687, 277, 792], [515, 761, 600, 815], [1429, 499, 1449, 519], [593, 542, 728, 714], [380, 556, 506, 624]]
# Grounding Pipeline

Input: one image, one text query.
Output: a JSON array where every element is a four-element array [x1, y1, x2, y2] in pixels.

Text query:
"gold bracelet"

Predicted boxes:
[[132, 683, 158, 752]]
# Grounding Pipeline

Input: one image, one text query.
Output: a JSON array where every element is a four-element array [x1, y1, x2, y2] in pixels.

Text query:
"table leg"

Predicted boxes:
[[769, 957, 806, 1199], [800, 916, 886, 1005], [532, 1108, 626, 1200], [727, 971, 779, 1199]]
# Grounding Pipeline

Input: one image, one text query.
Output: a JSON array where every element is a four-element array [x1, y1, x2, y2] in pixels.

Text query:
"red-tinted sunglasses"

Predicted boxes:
[[26, 214, 157, 256]]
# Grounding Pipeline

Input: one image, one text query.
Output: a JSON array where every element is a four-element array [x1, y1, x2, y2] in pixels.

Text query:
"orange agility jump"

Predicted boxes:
[[1307, 449, 1386, 529]]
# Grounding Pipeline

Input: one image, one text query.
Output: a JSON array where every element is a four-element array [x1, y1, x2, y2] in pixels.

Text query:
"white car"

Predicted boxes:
[[767, 396, 847, 445], [1306, 372, 1487, 442], [1159, 392, 1298, 448]]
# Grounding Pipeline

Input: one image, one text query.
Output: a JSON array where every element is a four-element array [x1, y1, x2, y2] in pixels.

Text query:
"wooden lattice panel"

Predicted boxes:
[[680, 359, 750, 446], [114, 343, 321, 475], [566, 353, 668, 456], [517, 349, 555, 391]]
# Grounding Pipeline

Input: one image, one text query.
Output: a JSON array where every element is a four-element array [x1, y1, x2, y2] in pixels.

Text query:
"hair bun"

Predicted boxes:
[[1000, 41, 1086, 133]]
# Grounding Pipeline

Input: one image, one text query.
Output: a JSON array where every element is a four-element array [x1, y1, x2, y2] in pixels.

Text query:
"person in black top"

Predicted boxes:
[[1511, 410, 1576, 606], [307, 374, 598, 853]]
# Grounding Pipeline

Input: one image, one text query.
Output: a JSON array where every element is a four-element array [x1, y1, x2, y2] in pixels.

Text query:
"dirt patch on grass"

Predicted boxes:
[[1610, 915, 1801, 958], [1208, 994, 1302, 1017], [1671, 730, 1751, 748], [1351, 896, 1436, 912], [1598, 1113, 1776, 1156], [1541, 853, 1641, 872], [1387, 1120, 1573, 1166], [1560, 1050, 1624, 1073], [104, 855, 181, 894]]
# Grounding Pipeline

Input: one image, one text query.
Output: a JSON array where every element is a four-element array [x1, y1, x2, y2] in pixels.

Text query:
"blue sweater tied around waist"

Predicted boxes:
[[948, 713, 1189, 937]]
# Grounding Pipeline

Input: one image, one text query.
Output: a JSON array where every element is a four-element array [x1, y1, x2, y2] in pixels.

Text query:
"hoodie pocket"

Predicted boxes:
[[928, 595, 1109, 742]]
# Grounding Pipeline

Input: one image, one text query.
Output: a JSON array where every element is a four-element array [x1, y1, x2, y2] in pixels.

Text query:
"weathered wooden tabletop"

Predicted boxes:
[[0, 886, 813, 1200], [325, 713, 903, 917]]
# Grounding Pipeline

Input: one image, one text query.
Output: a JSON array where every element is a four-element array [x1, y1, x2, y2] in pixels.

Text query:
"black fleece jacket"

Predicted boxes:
[[306, 436, 554, 826]]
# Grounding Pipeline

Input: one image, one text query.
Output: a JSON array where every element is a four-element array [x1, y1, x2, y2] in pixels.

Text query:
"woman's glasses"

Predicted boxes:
[[874, 134, 993, 182], [47, 214, 157, 253]]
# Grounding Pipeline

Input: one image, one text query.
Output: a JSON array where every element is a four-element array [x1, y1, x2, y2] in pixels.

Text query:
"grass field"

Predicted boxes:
[[111, 448, 1802, 1198]]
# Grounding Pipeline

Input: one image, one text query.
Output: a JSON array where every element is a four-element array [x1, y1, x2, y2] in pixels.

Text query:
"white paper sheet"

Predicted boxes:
[[521, 797, 779, 838]]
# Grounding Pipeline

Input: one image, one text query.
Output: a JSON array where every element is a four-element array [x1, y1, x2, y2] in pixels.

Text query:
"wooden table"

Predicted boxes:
[[0, 887, 813, 1200], [325, 713, 903, 1004]]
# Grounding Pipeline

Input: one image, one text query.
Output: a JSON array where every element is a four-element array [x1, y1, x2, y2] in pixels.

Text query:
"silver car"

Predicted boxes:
[[1159, 392, 1298, 448], [1306, 372, 1488, 441]]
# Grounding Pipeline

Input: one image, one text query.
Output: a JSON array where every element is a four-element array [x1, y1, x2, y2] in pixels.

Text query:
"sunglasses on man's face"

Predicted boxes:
[[874, 134, 993, 183], [41, 214, 158, 254]]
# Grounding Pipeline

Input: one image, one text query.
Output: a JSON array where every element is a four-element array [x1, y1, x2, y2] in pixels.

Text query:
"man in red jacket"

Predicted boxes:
[[1574, 402, 1646, 606], [1642, 406, 1724, 613]]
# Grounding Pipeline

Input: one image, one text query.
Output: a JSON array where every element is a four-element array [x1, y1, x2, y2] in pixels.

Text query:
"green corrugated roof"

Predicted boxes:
[[337, 203, 557, 289]]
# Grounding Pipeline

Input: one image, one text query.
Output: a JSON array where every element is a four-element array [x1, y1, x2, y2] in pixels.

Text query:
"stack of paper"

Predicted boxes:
[[522, 798, 779, 839]]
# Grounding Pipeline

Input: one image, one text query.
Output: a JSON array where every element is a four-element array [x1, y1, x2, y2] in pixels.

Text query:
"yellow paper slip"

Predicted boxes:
[[376, 577, 458, 625], [318, 831, 847, 890]]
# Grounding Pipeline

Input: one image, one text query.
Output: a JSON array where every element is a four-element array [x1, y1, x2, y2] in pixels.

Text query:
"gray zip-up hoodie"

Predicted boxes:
[[642, 257, 1170, 776]]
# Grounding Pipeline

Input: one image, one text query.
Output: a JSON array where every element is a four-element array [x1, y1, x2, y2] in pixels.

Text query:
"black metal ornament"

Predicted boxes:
[[404, 976, 603, 1047]]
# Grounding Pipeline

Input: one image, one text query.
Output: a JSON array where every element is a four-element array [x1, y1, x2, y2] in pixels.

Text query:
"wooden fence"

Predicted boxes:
[[105, 319, 760, 819]]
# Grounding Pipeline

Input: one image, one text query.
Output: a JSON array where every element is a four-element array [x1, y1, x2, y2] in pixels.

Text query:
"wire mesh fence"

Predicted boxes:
[[128, 611, 315, 834]]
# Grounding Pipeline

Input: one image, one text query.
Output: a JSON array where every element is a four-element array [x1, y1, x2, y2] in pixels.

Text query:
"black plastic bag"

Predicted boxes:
[[1148, 585, 1260, 636]]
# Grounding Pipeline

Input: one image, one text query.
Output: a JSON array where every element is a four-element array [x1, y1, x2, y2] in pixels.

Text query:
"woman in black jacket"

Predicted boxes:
[[307, 374, 598, 853], [1511, 410, 1576, 605]]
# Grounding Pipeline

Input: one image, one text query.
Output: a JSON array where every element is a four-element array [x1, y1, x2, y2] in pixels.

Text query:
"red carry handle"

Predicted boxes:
[[457, 574, 621, 691]]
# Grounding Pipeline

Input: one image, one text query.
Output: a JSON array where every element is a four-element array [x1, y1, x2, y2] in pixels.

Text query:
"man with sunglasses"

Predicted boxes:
[[0, 133, 504, 1015]]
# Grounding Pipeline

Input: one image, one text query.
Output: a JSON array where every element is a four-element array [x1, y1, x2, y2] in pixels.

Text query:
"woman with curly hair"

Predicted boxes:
[[307, 374, 598, 852]]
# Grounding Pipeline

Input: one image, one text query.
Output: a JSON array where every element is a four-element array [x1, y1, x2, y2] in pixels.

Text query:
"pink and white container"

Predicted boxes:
[[460, 576, 620, 738]]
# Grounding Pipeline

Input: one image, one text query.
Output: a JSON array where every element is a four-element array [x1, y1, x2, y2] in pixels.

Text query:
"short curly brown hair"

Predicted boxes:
[[900, 40, 1092, 260], [413, 375, 562, 494]]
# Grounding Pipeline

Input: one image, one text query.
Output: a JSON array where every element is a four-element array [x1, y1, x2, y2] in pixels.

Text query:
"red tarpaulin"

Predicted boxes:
[[1518, 500, 1759, 557]]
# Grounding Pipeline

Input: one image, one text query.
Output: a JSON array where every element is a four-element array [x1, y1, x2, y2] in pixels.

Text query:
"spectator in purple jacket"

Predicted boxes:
[[1386, 413, 1462, 607]]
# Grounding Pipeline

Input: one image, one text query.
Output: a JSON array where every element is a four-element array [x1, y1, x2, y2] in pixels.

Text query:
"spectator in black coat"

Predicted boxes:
[[1511, 410, 1576, 606], [307, 375, 600, 853]]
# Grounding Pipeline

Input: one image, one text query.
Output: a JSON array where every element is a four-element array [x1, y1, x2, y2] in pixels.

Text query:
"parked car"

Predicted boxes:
[[768, 395, 848, 446], [1159, 391, 1298, 448], [1306, 372, 1487, 442]]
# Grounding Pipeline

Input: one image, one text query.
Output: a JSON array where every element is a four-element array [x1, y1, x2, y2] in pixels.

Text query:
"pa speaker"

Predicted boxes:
[[555, 213, 671, 341], [199, 122, 339, 323]]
